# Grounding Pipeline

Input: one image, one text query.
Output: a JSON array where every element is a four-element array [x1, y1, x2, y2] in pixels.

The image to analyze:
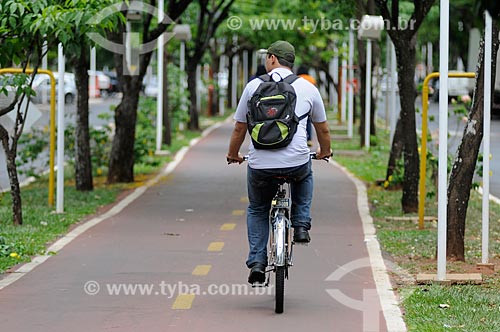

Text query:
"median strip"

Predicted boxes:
[[171, 294, 195, 310], [207, 242, 224, 252], [220, 223, 236, 231], [231, 209, 245, 216], [192, 265, 212, 276]]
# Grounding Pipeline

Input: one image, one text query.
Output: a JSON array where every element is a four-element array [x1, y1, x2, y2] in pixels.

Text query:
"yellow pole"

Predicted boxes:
[[418, 72, 476, 229], [419, 72, 439, 229], [0, 68, 56, 207]]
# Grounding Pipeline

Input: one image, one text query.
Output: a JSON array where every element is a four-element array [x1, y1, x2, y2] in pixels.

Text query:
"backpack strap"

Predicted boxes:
[[258, 74, 271, 82], [298, 112, 309, 121], [282, 74, 299, 84]]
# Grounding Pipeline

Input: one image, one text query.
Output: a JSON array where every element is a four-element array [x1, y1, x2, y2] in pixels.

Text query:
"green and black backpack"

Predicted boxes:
[[246, 73, 308, 150]]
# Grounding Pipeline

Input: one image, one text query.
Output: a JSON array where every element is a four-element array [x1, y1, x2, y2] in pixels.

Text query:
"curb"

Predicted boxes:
[[331, 160, 408, 332]]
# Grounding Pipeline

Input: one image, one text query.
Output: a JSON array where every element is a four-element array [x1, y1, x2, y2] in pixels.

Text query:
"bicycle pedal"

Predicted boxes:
[[251, 282, 267, 288]]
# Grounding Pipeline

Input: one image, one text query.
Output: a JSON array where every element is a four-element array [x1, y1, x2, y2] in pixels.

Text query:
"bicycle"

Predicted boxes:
[[230, 152, 329, 314]]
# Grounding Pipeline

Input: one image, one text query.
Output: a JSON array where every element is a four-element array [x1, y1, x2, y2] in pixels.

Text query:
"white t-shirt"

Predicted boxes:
[[234, 67, 326, 169]]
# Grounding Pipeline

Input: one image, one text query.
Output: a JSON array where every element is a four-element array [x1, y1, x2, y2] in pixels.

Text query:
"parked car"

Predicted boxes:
[[379, 73, 398, 94], [31, 72, 77, 104], [88, 71, 111, 97], [143, 76, 158, 97], [103, 71, 121, 93], [431, 71, 472, 102], [493, 52, 500, 116]]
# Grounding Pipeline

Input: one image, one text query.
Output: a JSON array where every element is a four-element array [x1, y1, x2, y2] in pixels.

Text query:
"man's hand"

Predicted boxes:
[[227, 121, 247, 164], [226, 153, 244, 164], [316, 147, 333, 160]]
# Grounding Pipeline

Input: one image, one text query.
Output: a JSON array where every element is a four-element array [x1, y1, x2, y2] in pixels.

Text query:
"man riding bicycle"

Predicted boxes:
[[226, 40, 332, 284]]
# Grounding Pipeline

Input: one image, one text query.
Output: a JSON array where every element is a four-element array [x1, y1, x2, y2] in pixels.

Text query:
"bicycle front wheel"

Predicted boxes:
[[275, 266, 285, 313]]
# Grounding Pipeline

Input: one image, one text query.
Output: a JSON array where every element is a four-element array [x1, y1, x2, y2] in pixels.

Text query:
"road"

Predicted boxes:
[[0, 96, 118, 191], [0, 121, 403, 332], [376, 94, 500, 197]]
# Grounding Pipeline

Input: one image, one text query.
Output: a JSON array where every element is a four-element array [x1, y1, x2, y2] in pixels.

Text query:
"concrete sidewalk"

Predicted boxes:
[[0, 120, 406, 332]]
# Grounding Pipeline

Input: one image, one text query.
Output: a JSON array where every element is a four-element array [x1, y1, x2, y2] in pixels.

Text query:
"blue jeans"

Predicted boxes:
[[245, 161, 313, 268]]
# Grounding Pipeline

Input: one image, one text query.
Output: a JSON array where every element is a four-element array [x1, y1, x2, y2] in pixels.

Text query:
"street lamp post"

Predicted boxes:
[[358, 15, 384, 151], [173, 24, 191, 131], [124, 8, 142, 76]]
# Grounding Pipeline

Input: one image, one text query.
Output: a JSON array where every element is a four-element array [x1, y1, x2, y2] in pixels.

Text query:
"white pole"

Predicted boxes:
[[341, 45, 347, 124], [421, 44, 427, 79], [179, 40, 188, 131], [219, 42, 226, 115], [231, 55, 238, 108], [56, 43, 65, 214], [427, 42, 433, 74], [437, 0, 450, 281], [332, 46, 339, 112], [219, 48, 226, 115], [348, 24, 355, 138], [125, 21, 132, 75], [180, 41, 185, 74], [482, 10, 492, 264], [364, 39, 372, 150], [390, 42, 397, 140], [243, 50, 248, 83], [251, 50, 257, 76], [196, 65, 201, 113], [156, 1, 164, 152], [385, 35, 391, 129], [90, 47, 97, 98]]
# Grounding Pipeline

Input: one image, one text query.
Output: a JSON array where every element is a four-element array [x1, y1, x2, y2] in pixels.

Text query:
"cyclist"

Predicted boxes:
[[226, 40, 332, 284]]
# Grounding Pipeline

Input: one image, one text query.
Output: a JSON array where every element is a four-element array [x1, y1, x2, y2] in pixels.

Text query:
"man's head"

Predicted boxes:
[[265, 40, 295, 71]]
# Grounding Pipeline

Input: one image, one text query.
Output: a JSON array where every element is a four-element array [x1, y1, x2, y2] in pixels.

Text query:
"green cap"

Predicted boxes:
[[267, 40, 295, 64]]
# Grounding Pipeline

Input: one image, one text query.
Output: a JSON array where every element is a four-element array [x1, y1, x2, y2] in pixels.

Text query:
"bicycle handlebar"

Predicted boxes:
[[227, 152, 332, 164]]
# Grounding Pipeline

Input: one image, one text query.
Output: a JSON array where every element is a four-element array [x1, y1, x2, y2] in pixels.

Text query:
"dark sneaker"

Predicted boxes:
[[248, 263, 266, 284], [293, 227, 310, 243]]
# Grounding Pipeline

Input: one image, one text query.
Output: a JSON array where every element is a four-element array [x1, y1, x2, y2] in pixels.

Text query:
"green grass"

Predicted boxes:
[[333, 121, 500, 331], [402, 286, 500, 332], [0, 182, 120, 272]]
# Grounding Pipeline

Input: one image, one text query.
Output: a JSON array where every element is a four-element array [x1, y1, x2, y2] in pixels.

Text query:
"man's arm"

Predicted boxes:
[[313, 121, 332, 159], [226, 121, 248, 163]]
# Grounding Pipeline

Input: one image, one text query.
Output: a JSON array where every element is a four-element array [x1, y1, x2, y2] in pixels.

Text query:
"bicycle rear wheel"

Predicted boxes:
[[275, 266, 285, 313]]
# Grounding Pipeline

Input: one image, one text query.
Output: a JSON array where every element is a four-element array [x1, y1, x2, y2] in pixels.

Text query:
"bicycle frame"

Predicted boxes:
[[268, 181, 293, 269]]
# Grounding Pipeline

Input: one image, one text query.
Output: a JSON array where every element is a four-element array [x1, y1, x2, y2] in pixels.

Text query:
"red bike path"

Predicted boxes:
[[0, 121, 405, 332]]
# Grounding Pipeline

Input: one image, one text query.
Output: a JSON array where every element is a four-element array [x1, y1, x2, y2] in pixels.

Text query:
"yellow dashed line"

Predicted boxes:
[[172, 294, 195, 309], [192, 265, 212, 276], [232, 209, 245, 216], [207, 242, 224, 251], [240, 196, 249, 203], [220, 223, 236, 231]]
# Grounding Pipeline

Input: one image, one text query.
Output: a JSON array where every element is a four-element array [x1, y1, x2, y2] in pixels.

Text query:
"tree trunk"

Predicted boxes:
[[106, 0, 192, 183], [0, 125, 22, 225], [358, 39, 367, 147], [107, 85, 140, 183], [447, 23, 499, 260], [73, 52, 93, 191], [374, 0, 436, 213], [210, 49, 221, 115], [395, 37, 419, 213], [187, 62, 200, 131], [385, 115, 404, 180]]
